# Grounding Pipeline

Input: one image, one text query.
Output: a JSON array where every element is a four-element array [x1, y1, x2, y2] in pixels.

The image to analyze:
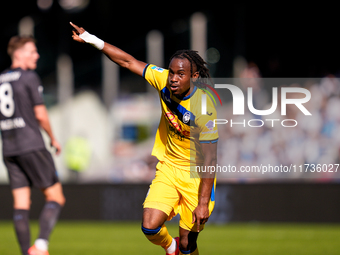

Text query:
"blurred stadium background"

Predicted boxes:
[[2, 1, 340, 254]]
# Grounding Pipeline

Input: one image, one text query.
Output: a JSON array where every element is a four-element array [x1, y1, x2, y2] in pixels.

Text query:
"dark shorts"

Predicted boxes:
[[4, 149, 59, 190]]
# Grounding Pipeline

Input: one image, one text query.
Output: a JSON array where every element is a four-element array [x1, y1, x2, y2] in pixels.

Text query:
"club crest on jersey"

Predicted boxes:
[[183, 112, 191, 124]]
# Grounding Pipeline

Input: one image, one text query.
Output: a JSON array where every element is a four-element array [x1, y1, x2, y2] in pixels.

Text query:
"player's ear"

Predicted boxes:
[[191, 71, 199, 82], [12, 49, 21, 61]]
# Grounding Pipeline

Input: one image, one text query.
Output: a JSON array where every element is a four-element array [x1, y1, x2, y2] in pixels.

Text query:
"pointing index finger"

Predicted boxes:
[[70, 22, 80, 31]]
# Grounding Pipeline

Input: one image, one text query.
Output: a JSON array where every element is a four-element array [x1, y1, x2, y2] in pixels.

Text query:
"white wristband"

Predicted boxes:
[[79, 31, 104, 50]]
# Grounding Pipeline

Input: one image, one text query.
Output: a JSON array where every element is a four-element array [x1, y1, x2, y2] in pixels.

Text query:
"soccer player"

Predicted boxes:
[[1, 36, 65, 255], [71, 22, 218, 255]]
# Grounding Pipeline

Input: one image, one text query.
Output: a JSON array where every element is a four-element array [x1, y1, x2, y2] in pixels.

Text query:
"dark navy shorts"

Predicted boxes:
[[4, 149, 59, 190]]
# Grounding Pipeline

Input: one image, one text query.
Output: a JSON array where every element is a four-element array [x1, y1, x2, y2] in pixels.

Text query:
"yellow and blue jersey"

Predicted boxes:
[[143, 64, 218, 169]]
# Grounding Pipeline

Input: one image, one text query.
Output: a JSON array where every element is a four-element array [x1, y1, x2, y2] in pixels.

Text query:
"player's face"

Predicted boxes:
[[168, 58, 197, 98], [17, 42, 40, 70]]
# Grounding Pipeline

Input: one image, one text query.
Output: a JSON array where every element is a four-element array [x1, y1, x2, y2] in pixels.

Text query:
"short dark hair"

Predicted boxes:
[[7, 35, 36, 57], [170, 50, 210, 79]]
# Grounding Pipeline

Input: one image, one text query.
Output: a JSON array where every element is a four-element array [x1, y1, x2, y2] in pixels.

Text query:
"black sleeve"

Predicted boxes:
[[26, 71, 44, 106]]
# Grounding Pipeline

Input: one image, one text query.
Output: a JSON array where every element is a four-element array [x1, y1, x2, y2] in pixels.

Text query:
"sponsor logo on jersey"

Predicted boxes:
[[0, 117, 26, 131], [205, 120, 214, 130], [151, 66, 164, 73], [0, 71, 21, 83]]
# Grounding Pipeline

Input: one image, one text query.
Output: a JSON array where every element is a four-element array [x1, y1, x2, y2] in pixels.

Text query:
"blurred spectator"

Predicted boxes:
[[215, 63, 340, 181], [64, 135, 92, 182]]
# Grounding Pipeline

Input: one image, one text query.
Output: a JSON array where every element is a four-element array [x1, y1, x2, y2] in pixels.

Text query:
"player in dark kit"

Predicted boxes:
[[1, 36, 65, 255]]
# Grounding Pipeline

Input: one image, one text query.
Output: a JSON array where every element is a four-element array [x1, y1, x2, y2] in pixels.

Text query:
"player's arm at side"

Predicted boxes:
[[200, 142, 217, 205], [34, 105, 61, 155], [192, 142, 217, 232], [26, 71, 61, 154], [70, 22, 146, 77], [192, 92, 218, 231]]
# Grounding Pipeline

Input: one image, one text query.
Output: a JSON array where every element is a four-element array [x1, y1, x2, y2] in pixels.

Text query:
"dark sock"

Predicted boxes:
[[13, 209, 30, 255], [38, 201, 62, 240]]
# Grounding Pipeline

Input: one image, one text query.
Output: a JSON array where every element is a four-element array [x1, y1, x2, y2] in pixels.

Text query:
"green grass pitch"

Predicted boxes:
[[1, 221, 340, 254]]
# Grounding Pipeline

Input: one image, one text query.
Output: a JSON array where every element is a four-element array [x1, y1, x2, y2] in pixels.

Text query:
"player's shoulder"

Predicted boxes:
[[1, 68, 38, 79], [144, 64, 169, 91], [20, 70, 42, 88], [22, 69, 39, 79], [190, 87, 217, 118], [144, 64, 168, 77], [0, 67, 25, 83], [191, 87, 216, 106], [148, 64, 168, 73]]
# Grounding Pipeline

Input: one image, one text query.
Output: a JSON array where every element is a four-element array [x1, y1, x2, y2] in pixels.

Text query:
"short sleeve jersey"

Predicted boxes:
[[0, 68, 46, 156], [144, 64, 218, 169]]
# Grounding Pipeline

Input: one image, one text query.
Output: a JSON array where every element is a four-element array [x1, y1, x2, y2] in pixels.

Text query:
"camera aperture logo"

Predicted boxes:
[[200, 83, 223, 107], [201, 84, 312, 128]]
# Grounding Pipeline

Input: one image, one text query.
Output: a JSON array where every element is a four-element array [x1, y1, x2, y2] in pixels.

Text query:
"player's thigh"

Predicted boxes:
[[42, 182, 65, 206], [17, 149, 59, 189], [143, 164, 180, 220], [143, 180, 179, 219], [179, 193, 215, 232], [4, 156, 31, 189], [177, 173, 216, 232], [142, 208, 168, 229], [12, 186, 31, 210]]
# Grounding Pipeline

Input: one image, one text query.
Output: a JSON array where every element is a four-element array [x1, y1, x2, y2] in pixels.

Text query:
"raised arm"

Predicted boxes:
[[70, 22, 146, 77]]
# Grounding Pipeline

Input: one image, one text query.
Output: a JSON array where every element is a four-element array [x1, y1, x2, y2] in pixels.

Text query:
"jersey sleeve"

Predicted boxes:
[[196, 95, 219, 143], [143, 64, 169, 92], [26, 71, 44, 106]]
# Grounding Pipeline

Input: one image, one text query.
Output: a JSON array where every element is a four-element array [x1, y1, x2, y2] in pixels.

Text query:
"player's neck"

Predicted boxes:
[[175, 85, 195, 100], [11, 61, 28, 70]]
